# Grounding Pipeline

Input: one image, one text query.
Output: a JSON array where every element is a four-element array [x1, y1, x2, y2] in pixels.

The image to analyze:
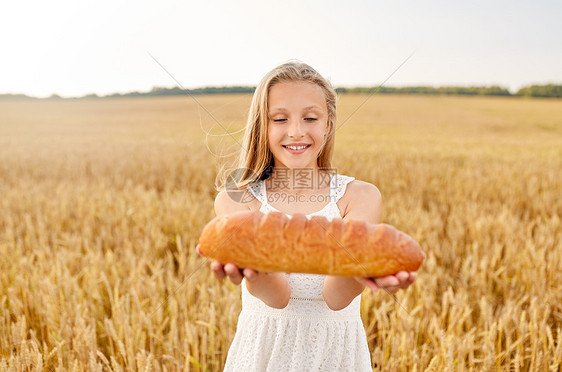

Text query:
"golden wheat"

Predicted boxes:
[[0, 94, 560, 371]]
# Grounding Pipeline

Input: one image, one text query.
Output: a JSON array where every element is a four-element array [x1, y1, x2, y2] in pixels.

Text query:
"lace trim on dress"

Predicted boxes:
[[332, 173, 355, 203], [247, 181, 265, 204], [241, 310, 361, 320]]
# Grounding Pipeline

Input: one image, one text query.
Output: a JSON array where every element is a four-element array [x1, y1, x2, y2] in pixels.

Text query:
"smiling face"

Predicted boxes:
[[267, 80, 329, 171]]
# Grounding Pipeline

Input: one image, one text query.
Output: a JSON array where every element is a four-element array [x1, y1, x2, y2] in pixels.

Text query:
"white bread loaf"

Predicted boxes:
[[198, 210, 424, 277]]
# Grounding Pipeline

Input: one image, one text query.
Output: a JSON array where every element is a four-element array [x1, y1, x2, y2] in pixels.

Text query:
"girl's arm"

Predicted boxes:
[[197, 244, 291, 309], [242, 271, 291, 309], [196, 244, 291, 309], [201, 190, 291, 309], [323, 276, 367, 311], [323, 181, 382, 311], [323, 182, 418, 310]]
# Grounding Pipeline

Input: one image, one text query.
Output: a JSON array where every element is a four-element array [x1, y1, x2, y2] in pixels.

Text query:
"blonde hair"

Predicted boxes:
[[215, 60, 337, 192]]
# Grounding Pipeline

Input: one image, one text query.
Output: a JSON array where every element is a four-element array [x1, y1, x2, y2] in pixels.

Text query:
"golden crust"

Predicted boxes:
[[198, 210, 424, 277]]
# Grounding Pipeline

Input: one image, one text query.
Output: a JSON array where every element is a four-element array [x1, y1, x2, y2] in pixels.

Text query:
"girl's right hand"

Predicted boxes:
[[196, 244, 259, 285]]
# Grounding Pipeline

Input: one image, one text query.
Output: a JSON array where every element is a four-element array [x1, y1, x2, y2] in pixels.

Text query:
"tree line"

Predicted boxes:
[[1, 84, 560, 100], [336, 84, 562, 97]]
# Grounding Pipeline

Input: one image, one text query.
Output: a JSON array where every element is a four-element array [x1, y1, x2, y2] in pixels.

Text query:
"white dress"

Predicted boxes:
[[223, 173, 373, 372]]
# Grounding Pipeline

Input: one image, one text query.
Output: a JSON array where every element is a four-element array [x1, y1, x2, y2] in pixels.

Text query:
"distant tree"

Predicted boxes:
[[0, 93, 35, 100], [81, 93, 99, 99], [516, 84, 562, 98], [336, 85, 511, 96]]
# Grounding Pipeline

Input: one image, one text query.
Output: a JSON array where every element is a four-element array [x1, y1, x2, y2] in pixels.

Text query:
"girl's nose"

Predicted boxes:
[[288, 119, 305, 138]]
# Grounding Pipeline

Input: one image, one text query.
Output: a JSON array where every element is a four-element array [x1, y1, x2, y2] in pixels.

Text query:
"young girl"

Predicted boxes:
[[197, 61, 417, 371]]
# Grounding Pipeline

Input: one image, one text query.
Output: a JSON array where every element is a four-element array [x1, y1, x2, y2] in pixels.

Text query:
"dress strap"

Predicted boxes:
[[331, 174, 355, 203], [246, 179, 267, 205]]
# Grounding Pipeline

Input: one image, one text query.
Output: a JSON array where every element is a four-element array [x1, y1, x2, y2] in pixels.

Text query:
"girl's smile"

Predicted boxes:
[[282, 143, 311, 154]]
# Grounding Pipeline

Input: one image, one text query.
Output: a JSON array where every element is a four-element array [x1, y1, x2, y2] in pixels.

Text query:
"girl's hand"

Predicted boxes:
[[196, 244, 260, 285], [354, 271, 417, 294]]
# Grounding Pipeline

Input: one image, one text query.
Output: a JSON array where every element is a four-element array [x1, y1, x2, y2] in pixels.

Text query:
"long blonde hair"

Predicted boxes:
[[215, 61, 337, 192]]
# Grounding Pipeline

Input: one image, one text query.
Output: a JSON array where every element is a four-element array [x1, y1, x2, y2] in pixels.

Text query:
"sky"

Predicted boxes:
[[1, 0, 561, 98]]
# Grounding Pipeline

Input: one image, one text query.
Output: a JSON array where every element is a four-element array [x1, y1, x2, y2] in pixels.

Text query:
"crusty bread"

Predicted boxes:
[[198, 210, 425, 277]]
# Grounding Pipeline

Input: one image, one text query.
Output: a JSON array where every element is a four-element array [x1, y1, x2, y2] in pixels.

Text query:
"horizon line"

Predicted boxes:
[[2, 82, 562, 100]]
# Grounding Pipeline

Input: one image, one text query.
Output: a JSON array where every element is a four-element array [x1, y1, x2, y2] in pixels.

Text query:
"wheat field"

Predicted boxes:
[[0, 94, 561, 371]]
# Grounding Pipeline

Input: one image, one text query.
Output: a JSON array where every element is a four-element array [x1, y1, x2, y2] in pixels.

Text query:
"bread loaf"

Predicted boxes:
[[198, 210, 425, 277]]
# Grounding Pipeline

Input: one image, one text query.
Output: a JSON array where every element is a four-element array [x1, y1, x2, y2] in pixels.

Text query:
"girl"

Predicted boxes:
[[197, 61, 417, 371]]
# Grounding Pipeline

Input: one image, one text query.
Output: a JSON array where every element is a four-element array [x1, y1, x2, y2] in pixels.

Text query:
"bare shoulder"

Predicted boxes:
[[344, 180, 382, 208], [340, 180, 382, 224], [214, 189, 257, 217]]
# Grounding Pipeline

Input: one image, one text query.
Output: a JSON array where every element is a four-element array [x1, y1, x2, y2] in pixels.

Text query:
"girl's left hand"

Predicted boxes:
[[354, 271, 416, 294]]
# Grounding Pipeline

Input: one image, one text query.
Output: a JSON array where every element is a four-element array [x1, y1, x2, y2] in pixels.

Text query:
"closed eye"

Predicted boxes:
[[272, 118, 317, 122]]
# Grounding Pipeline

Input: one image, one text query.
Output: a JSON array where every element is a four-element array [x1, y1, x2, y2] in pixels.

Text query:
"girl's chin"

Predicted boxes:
[[275, 160, 316, 169], [272, 149, 319, 169]]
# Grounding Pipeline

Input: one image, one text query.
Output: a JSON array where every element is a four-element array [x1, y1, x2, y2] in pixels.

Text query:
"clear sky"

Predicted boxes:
[[2, 0, 561, 98]]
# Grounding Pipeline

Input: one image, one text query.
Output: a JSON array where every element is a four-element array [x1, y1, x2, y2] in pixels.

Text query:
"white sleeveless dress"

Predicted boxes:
[[223, 173, 373, 372]]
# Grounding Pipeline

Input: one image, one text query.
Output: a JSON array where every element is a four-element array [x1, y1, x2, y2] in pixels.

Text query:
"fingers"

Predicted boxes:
[[226, 265, 261, 284], [369, 272, 419, 295], [242, 268, 259, 282], [374, 275, 400, 288], [224, 263, 244, 285], [394, 271, 411, 290], [197, 244, 253, 285], [210, 260, 226, 279], [408, 272, 417, 286], [372, 277, 399, 294], [354, 276, 379, 292], [206, 253, 260, 286]]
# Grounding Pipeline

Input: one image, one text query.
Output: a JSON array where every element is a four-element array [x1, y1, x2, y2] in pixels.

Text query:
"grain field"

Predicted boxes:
[[0, 94, 560, 371]]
